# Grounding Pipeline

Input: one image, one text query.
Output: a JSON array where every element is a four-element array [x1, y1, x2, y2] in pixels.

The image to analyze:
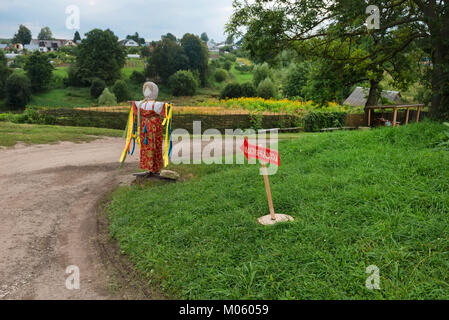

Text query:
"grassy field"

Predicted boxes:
[[107, 121, 449, 299], [0, 122, 122, 147]]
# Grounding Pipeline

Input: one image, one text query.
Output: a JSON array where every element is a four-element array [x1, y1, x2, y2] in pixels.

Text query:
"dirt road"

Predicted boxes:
[[0, 136, 246, 300], [0, 137, 141, 299]]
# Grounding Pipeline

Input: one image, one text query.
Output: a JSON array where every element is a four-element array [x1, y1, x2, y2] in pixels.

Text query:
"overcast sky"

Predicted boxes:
[[0, 0, 235, 42]]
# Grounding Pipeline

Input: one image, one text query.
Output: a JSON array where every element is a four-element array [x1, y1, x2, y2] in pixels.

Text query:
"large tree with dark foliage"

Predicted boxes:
[[181, 33, 209, 86], [75, 29, 126, 84], [0, 51, 11, 98], [12, 25, 32, 45], [146, 37, 189, 83], [228, 0, 449, 118], [24, 51, 53, 92]]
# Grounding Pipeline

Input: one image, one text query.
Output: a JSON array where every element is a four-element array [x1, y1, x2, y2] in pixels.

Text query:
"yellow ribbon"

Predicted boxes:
[[163, 103, 173, 167]]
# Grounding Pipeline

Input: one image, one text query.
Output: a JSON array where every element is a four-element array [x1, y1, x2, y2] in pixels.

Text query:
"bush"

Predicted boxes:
[[220, 83, 243, 99], [223, 60, 232, 71], [241, 82, 257, 97], [90, 78, 106, 99], [98, 88, 117, 105], [303, 111, 347, 132], [130, 70, 146, 84], [5, 73, 31, 110], [65, 65, 85, 87], [214, 69, 228, 83], [112, 80, 129, 102], [0, 51, 10, 98], [253, 63, 272, 87], [24, 51, 53, 93], [283, 63, 309, 98], [168, 70, 198, 96], [257, 78, 277, 99]]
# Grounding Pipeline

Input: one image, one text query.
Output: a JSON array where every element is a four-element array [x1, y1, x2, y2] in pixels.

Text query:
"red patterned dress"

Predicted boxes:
[[133, 102, 166, 173]]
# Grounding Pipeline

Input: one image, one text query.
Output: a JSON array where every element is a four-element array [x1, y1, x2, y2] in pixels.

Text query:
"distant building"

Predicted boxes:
[[343, 87, 402, 107], [119, 39, 139, 47], [28, 39, 73, 52]]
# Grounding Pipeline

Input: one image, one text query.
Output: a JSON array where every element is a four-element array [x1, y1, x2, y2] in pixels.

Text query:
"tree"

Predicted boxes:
[[227, 0, 449, 117], [146, 37, 189, 83], [24, 51, 53, 93], [12, 25, 32, 45], [253, 63, 272, 87], [168, 70, 198, 96], [38, 27, 53, 40], [0, 51, 11, 98], [225, 35, 234, 45], [73, 31, 81, 42], [75, 29, 126, 84], [112, 80, 129, 102], [201, 32, 209, 43], [98, 88, 117, 105], [6, 73, 31, 110], [126, 32, 145, 46], [257, 78, 277, 99], [181, 33, 209, 86], [161, 33, 177, 42], [90, 78, 106, 99]]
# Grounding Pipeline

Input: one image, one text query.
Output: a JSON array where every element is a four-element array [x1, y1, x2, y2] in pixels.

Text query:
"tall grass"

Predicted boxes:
[[107, 121, 449, 299]]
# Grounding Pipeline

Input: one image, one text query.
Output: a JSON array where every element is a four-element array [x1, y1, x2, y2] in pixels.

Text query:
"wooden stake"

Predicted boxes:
[[261, 163, 276, 220]]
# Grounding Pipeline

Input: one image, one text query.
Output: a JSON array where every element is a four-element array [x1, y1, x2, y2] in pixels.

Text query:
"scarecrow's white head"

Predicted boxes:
[[143, 81, 159, 100]]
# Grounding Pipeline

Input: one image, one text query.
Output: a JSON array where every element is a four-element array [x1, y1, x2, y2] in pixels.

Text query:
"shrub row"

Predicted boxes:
[[304, 111, 348, 132]]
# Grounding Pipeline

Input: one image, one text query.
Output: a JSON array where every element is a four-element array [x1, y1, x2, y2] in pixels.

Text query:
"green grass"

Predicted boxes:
[[107, 121, 449, 299], [230, 64, 254, 84], [28, 87, 94, 108], [0, 122, 122, 147]]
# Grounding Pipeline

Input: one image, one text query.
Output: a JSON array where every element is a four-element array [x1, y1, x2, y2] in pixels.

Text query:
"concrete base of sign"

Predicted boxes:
[[257, 214, 294, 226]]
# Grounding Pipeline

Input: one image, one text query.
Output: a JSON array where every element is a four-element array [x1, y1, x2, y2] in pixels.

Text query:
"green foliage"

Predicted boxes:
[[90, 78, 106, 99], [168, 70, 198, 96], [257, 78, 277, 99], [223, 60, 232, 71], [220, 83, 243, 99], [146, 38, 189, 83], [200, 32, 209, 43], [37, 26, 53, 40], [112, 79, 129, 102], [220, 82, 257, 99], [283, 62, 309, 98], [98, 88, 117, 105], [73, 31, 81, 42], [303, 111, 347, 132], [5, 73, 31, 110], [12, 25, 32, 45], [214, 68, 228, 83], [241, 82, 257, 97], [181, 33, 209, 86], [75, 29, 126, 84], [253, 63, 272, 87], [130, 70, 146, 84], [0, 51, 11, 98], [24, 51, 54, 93]]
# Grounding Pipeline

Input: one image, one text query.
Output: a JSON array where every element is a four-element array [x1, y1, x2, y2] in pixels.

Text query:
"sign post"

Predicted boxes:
[[240, 137, 294, 225]]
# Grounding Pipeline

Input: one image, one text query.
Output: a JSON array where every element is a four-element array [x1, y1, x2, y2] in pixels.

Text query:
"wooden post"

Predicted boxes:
[[393, 108, 398, 127], [261, 163, 276, 220], [416, 106, 421, 123], [367, 109, 371, 127], [405, 108, 410, 125]]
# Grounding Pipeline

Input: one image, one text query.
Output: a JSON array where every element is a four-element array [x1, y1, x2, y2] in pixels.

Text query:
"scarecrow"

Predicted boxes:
[[120, 82, 173, 176]]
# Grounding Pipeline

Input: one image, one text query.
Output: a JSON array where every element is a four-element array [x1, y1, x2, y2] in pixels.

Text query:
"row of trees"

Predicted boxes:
[[0, 50, 53, 109], [11, 25, 56, 44], [227, 0, 449, 119]]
